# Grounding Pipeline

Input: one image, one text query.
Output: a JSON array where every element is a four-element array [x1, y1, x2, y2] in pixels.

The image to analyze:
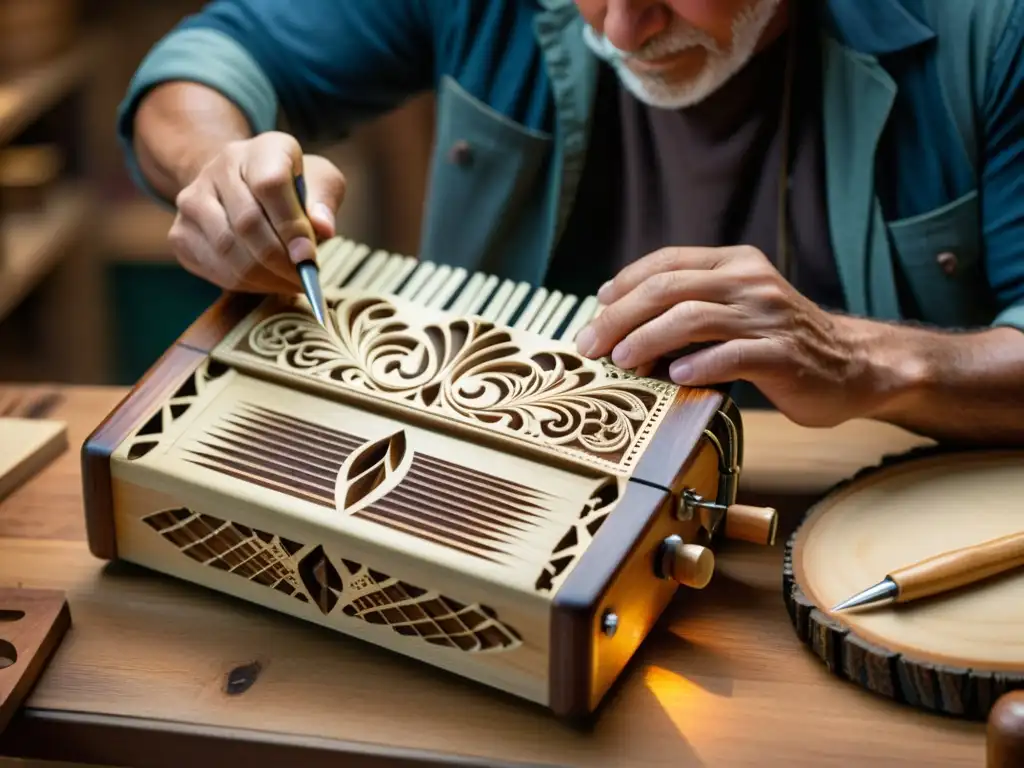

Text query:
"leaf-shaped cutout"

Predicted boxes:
[[127, 440, 159, 460], [297, 545, 342, 615], [334, 430, 412, 515]]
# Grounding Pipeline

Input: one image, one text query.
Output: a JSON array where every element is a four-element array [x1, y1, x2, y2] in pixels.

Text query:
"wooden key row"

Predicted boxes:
[[317, 238, 604, 343]]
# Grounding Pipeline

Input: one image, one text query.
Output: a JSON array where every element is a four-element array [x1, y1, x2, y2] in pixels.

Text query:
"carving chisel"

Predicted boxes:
[[292, 174, 328, 329]]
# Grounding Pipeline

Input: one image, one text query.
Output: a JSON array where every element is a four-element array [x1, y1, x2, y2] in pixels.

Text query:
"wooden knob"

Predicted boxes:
[[724, 504, 778, 546], [988, 691, 1024, 767], [658, 536, 715, 590]]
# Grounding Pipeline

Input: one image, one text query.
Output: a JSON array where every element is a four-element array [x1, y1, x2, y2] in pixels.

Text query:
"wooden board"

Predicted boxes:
[[0, 588, 71, 734], [783, 447, 1024, 720], [0, 419, 66, 502]]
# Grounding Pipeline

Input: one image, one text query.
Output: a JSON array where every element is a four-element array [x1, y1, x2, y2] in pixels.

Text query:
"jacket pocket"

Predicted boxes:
[[886, 189, 994, 328], [419, 76, 553, 279]]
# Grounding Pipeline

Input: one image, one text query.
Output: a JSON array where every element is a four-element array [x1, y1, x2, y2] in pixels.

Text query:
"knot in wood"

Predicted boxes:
[[225, 660, 263, 695]]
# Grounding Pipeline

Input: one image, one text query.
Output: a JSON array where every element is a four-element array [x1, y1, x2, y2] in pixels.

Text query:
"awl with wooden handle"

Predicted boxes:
[[831, 529, 1024, 612]]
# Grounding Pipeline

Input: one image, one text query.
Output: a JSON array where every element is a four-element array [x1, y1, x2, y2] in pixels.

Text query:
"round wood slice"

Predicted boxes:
[[783, 446, 1024, 720]]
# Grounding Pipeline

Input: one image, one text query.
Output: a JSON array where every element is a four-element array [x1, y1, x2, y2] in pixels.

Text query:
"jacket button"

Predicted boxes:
[[936, 251, 958, 275], [448, 140, 473, 167]]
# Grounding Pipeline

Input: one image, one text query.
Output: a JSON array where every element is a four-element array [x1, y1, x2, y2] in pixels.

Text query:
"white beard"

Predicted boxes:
[[582, 0, 784, 109]]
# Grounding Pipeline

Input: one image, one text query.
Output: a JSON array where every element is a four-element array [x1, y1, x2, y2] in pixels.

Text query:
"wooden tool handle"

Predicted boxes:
[[988, 691, 1024, 768], [890, 530, 1024, 603], [724, 504, 778, 546]]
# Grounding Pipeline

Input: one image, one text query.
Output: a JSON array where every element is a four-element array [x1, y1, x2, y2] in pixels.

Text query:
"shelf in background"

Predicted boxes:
[[101, 197, 175, 262], [0, 181, 92, 322], [0, 30, 104, 146]]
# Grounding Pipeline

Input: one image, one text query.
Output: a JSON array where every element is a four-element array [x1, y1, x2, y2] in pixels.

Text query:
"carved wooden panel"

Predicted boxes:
[[133, 393, 620, 596], [212, 293, 677, 475], [141, 508, 522, 653], [123, 358, 230, 462], [534, 477, 620, 593], [180, 402, 559, 566]]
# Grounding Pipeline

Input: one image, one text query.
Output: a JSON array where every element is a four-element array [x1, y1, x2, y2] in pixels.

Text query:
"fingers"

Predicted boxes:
[[667, 337, 782, 386], [168, 211, 288, 294], [302, 155, 347, 241], [606, 300, 748, 369], [596, 247, 727, 305], [239, 135, 317, 266], [216, 169, 302, 288], [167, 132, 349, 295], [576, 270, 730, 359]]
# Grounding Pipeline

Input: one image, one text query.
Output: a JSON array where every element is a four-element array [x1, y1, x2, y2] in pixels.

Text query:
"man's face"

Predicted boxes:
[[576, 0, 786, 108]]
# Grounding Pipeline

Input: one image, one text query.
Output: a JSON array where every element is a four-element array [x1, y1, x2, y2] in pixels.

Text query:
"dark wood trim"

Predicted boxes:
[[80, 344, 208, 560], [0, 590, 71, 735], [632, 387, 723, 490], [547, 481, 670, 720], [547, 387, 722, 720], [80, 291, 262, 561], [0, 708, 563, 768], [174, 291, 265, 353]]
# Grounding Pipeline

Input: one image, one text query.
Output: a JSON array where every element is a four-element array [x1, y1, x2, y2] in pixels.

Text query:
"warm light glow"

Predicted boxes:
[[643, 664, 731, 752]]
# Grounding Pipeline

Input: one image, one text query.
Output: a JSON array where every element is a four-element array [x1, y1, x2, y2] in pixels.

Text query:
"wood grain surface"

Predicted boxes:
[[0, 384, 993, 767], [0, 418, 66, 502], [784, 448, 1024, 720]]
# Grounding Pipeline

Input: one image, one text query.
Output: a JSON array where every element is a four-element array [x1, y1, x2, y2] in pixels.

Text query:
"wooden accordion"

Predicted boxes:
[[81, 237, 777, 719]]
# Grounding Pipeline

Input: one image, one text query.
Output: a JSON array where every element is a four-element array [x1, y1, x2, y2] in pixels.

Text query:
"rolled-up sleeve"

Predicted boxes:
[[116, 0, 438, 201], [981, 0, 1024, 331]]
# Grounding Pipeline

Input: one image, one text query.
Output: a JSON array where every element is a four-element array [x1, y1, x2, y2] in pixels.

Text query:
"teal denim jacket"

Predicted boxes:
[[116, 0, 1024, 333]]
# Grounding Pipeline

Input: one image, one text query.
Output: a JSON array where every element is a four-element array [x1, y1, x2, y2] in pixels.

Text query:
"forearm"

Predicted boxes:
[[134, 82, 254, 200], [854, 318, 1024, 445]]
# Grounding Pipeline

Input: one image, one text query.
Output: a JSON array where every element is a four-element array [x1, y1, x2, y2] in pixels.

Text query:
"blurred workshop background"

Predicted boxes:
[[0, 0, 435, 386]]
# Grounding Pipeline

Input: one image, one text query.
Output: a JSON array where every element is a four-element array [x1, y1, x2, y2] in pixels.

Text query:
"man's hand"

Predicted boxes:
[[574, 245, 906, 428], [168, 131, 347, 294]]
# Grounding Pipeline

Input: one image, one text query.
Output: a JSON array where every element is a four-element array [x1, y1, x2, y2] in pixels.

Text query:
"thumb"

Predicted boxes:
[[301, 155, 346, 241]]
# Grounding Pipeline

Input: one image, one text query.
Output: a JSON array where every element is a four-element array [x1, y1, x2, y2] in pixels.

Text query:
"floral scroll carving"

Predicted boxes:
[[216, 295, 677, 473]]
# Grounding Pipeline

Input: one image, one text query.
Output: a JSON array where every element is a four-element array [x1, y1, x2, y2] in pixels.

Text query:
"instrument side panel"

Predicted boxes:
[[103, 367, 638, 706], [548, 434, 722, 719], [81, 344, 210, 560]]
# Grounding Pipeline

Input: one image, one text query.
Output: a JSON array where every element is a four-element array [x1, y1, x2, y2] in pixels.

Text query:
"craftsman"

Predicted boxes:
[[116, 0, 1024, 445]]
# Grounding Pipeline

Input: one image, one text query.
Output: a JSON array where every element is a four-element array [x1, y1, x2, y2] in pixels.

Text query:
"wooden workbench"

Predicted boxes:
[[0, 384, 989, 766]]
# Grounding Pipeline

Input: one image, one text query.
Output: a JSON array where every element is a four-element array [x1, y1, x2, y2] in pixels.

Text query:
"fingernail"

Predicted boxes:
[[313, 203, 334, 226], [288, 237, 316, 265], [669, 360, 694, 383], [575, 326, 597, 357], [611, 342, 631, 368], [597, 280, 613, 303]]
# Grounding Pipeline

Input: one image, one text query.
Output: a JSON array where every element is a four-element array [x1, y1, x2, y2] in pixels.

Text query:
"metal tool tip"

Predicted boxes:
[[830, 578, 898, 613], [297, 261, 328, 329]]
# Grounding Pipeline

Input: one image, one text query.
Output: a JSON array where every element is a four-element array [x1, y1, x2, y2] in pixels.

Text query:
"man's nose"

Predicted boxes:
[[600, 0, 670, 52]]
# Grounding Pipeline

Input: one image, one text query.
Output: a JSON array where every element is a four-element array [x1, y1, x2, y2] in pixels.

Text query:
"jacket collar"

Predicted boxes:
[[534, 0, 936, 55], [821, 0, 935, 55]]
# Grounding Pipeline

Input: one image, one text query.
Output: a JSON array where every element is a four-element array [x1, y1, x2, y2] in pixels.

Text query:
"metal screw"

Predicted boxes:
[[601, 610, 619, 637]]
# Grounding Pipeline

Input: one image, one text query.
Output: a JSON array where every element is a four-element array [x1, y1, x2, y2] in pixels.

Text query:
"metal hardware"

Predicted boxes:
[[676, 489, 727, 537], [703, 399, 742, 508], [655, 535, 683, 581], [601, 610, 619, 638]]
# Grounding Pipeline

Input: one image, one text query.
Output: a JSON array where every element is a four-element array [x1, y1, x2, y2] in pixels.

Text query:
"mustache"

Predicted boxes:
[[583, 18, 720, 63]]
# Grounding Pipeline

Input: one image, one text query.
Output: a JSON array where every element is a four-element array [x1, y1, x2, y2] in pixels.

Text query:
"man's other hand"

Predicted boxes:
[[574, 244, 901, 428], [168, 131, 347, 294]]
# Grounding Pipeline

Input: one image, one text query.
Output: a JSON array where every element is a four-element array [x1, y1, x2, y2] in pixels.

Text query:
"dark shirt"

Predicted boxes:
[[547, 17, 845, 406]]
